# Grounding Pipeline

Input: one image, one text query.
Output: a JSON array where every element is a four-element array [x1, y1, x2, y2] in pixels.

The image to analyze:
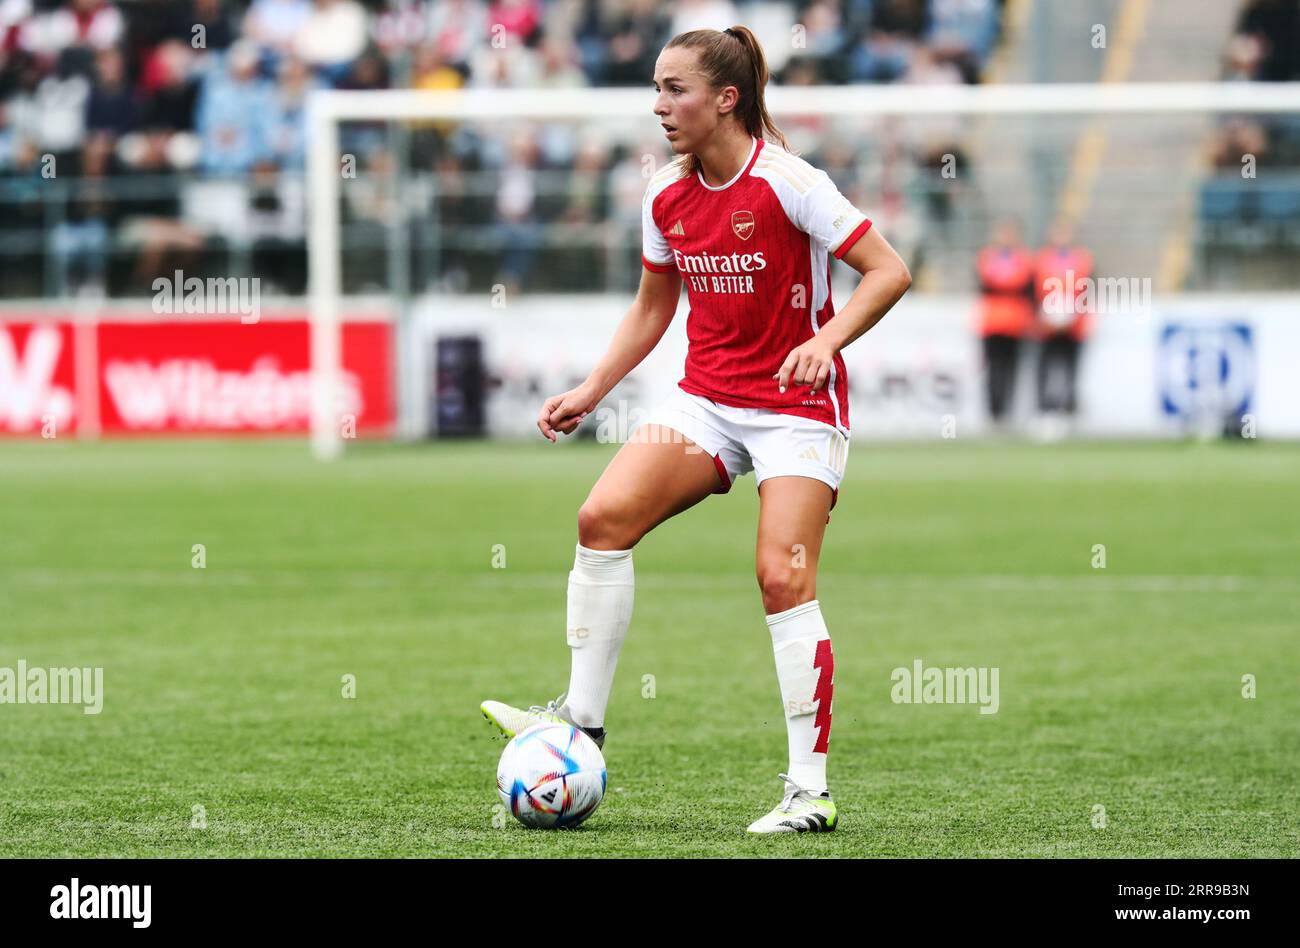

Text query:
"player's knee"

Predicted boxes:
[[577, 501, 640, 551], [756, 563, 813, 614]]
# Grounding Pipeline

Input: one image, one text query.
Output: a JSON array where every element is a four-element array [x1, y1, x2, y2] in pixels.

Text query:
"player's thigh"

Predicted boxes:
[[579, 424, 724, 547], [754, 476, 834, 597]]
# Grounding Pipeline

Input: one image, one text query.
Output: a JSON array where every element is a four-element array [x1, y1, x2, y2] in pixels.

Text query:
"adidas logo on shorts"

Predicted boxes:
[[798, 445, 821, 462]]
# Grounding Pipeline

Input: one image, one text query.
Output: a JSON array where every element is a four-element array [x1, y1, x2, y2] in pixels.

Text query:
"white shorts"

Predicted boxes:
[[635, 388, 850, 512]]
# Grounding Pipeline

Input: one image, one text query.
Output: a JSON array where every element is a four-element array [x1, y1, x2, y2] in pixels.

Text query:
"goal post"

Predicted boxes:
[[305, 82, 1300, 459]]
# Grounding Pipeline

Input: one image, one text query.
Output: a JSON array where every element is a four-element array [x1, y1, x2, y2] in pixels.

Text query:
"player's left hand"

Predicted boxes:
[[774, 337, 838, 395]]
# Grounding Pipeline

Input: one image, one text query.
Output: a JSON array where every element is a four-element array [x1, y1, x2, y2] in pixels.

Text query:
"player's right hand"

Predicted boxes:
[[537, 384, 597, 442]]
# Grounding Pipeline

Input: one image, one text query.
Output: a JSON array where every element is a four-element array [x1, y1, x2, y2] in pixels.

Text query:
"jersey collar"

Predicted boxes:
[[696, 136, 763, 192]]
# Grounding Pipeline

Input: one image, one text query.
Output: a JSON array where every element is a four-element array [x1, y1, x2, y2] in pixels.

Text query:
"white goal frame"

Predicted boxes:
[[306, 81, 1300, 459]]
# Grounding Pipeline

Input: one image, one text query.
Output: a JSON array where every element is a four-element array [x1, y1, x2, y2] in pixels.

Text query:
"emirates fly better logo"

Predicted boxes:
[[674, 210, 765, 294]]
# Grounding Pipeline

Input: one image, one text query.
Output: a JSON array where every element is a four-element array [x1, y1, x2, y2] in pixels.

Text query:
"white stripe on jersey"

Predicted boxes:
[[753, 148, 818, 193]]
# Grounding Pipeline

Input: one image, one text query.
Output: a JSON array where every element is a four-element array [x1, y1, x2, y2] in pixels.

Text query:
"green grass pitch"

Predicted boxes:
[[0, 437, 1297, 857]]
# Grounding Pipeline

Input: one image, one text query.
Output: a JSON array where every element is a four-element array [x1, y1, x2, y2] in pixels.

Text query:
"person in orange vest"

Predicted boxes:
[[1033, 222, 1093, 422], [976, 218, 1035, 426]]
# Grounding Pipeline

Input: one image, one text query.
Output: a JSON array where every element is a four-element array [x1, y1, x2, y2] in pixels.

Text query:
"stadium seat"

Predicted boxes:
[[1199, 178, 1253, 222], [1255, 181, 1300, 220]]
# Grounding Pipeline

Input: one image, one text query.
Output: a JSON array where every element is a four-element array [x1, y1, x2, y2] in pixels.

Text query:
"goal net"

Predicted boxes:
[[306, 82, 1300, 457]]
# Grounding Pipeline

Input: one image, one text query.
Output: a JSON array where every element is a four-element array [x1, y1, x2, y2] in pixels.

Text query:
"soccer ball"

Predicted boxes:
[[496, 722, 606, 829]]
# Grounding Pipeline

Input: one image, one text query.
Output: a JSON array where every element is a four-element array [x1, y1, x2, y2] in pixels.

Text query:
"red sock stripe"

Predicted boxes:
[[812, 638, 834, 754]]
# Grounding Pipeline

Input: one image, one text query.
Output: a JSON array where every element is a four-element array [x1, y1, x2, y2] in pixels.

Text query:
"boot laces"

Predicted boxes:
[[527, 692, 567, 716], [777, 772, 813, 812]]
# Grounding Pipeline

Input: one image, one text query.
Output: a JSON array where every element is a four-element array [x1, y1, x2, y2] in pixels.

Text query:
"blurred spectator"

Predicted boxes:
[[802, 0, 846, 57], [7, 45, 90, 156], [337, 50, 389, 158], [0, 1, 33, 57], [904, 44, 962, 85], [195, 40, 270, 174], [139, 40, 200, 133], [373, 0, 428, 58], [851, 0, 930, 82], [257, 54, 318, 170], [115, 129, 205, 289], [243, 0, 312, 63], [487, 0, 542, 47], [186, 0, 236, 54], [50, 128, 115, 293], [557, 134, 608, 225], [19, 0, 124, 64], [537, 35, 588, 88], [976, 218, 1034, 426], [1033, 221, 1093, 423], [249, 158, 306, 293], [549, 134, 609, 283], [492, 128, 542, 294], [429, 148, 474, 291], [84, 45, 136, 137], [671, 0, 741, 36], [0, 134, 48, 296], [0, 0, 1014, 297], [294, 0, 367, 83], [905, 46, 965, 222], [786, 0, 848, 83], [342, 146, 396, 291], [1211, 117, 1269, 170], [471, 40, 541, 88], [428, 0, 489, 68], [592, 0, 670, 85], [413, 45, 466, 92], [1234, 0, 1300, 81], [926, 0, 997, 81], [341, 49, 388, 92], [410, 44, 466, 148], [1223, 31, 1267, 80]]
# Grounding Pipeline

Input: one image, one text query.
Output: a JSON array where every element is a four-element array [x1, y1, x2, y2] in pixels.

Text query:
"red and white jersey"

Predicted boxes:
[[641, 136, 871, 435]]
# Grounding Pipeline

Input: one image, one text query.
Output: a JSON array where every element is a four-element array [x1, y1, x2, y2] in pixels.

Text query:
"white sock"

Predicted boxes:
[[765, 599, 834, 794], [562, 543, 634, 728]]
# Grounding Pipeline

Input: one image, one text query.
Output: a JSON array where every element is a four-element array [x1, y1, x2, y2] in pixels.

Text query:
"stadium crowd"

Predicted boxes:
[[1200, 0, 1300, 287], [0, 0, 1005, 296]]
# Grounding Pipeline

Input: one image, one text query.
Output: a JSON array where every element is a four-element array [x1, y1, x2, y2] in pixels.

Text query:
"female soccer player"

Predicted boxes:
[[482, 25, 911, 834]]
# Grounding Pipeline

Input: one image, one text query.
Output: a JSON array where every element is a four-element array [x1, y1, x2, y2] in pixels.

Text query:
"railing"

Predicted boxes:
[[4, 158, 1300, 299]]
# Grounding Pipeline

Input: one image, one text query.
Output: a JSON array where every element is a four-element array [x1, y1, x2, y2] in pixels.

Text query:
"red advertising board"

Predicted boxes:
[[0, 316, 393, 436], [0, 322, 78, 435]]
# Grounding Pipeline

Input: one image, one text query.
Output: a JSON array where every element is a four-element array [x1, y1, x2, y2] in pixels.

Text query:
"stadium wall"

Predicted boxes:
[[0, 305, 393, 437], [410, 293, 1298, 441], [1, 295, 1294, 439]]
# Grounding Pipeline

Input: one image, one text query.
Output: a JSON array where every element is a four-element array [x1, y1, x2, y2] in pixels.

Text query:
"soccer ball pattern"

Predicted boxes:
[[496, 723, 607, 829]]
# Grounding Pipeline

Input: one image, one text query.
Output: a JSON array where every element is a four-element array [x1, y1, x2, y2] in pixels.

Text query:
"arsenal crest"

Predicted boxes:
[[731, 210, 755, 240]]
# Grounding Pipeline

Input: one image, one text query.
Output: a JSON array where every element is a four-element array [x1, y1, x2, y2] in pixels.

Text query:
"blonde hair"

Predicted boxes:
[[665, 25, 794, 179]]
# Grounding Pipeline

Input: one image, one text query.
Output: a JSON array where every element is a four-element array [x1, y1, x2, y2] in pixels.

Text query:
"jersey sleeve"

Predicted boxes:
[[641, 183, 675, 273], [801, 172, 872, 260]]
